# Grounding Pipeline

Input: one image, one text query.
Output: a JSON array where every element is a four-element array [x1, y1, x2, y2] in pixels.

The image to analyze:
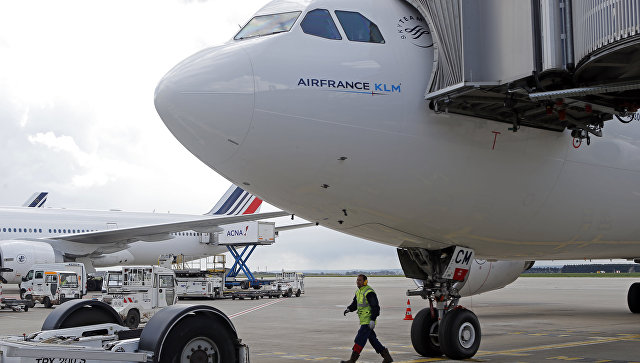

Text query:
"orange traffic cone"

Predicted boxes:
[[404, 299, 413, 320]]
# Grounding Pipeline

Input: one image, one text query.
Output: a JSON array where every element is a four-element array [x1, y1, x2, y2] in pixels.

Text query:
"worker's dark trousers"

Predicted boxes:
[[352, 324, 385, 354]]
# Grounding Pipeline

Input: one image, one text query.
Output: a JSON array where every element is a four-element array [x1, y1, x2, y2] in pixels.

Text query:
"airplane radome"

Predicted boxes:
[[155, 0, 640, 359]]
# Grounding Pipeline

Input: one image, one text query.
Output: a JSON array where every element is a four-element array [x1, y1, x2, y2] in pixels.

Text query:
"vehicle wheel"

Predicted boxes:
[[42, 300, 123, 330], [240, 280, 250, 290], [411, 308, 441, 357], [26, 296, 35, 308], [43, 297, 53, 308], [23, 304, 28, 312], [628, 282, 640, 313], [19, 288, 26, 299], [438, 308, 481, 360], [295, 289, 301, 297], [167, 317, 237, 363], [253, 284, 261, 290], [125, 309, 141, 329], [231, 296, 236, 300]]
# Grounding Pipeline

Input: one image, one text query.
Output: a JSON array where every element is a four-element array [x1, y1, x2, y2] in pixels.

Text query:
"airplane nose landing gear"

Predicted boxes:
[[398, 246, 480, 360]]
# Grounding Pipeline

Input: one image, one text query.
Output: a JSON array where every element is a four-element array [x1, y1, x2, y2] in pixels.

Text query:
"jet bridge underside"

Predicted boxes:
[[405, 0, 640, 138]]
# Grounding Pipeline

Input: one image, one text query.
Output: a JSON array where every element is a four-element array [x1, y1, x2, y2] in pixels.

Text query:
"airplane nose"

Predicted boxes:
[[155, 44, 254, 164]]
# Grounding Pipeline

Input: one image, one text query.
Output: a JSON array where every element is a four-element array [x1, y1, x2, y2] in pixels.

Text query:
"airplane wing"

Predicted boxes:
[[39, 211, 289, 245]]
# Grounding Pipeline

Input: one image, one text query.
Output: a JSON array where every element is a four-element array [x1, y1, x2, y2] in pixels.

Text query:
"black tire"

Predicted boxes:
[[240, 280, 250, 290], [438, 308, 481, 360], [295, 289, 301, 297], [411, 308, 442, 357], [253, 284, 261, 290], [125, 309, 141, 329], [19, 288, 26, 299], [23, 304, 28, 312], [43, 297, 53, 308], [628, 282, 640, 313], [42, 299, 123, 330], [159, 316, 237, 363]]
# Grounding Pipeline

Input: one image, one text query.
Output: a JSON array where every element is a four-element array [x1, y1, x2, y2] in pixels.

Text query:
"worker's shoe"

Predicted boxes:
[[340, 350, 359, 363], [380, 348, 393, 362]]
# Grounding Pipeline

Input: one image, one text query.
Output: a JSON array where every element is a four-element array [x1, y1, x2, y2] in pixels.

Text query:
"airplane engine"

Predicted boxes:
[[0, 240, 60, 284], [459, 260, 534, 297]]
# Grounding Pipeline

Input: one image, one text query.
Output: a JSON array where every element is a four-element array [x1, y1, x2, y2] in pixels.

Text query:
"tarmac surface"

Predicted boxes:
[[2, 276, 640, 362]]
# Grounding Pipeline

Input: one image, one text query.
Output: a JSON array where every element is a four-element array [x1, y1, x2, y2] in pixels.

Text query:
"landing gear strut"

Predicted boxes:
[[398, 246, 481, 360]]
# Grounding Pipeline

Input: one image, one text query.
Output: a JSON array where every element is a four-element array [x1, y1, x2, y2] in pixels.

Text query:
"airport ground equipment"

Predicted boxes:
[[175, 269, 226, 299], [273, 271, 305, 297], [406, 0, 640, 143], [29, 270, 82, 308], [0, 268, 31, 311], [0, 299, 250, 362], [102, 266, 177, 329], [20, 262, 87, 299]]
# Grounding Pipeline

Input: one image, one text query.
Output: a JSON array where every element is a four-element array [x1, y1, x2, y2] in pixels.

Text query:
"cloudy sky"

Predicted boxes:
[[0, 0, 402, 271]]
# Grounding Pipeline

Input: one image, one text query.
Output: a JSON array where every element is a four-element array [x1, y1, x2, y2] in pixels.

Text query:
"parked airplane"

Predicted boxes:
[[0, 185, 287, 284], [155, 0, 640, 359]]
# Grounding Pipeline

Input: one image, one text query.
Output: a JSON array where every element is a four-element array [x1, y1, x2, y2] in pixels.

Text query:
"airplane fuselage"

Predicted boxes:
[[0, 207, 224, 267], [155, 0, 640, 260]]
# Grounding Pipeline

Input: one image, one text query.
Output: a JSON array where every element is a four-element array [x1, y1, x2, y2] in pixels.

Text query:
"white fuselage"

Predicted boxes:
[[0, 207, 224, 267], [155, 0, 640, 260]]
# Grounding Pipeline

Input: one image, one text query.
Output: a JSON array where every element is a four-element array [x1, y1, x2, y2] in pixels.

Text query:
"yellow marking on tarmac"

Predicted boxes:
[[558, 335, 571, 337], [593, 360, 612, 362], [546, 356, 583, 361], [393, 358, 446, 362], [509, 332, 525, 335], [529, 333, 548, 336], [476, 334, 640, 357]]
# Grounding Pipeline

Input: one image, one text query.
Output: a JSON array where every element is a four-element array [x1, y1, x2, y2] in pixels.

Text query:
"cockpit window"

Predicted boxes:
[[334, 11, 384, 44], [301, 9, 342, 40], [235, 11, 301, 40]]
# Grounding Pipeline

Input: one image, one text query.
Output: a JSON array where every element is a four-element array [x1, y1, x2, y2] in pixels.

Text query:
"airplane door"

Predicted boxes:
[[158, 275, 176, 306]]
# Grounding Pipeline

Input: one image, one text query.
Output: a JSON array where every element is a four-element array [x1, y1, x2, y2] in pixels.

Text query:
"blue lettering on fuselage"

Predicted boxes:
[[227, 230, 246, 237], [298, 77, 401, 94]]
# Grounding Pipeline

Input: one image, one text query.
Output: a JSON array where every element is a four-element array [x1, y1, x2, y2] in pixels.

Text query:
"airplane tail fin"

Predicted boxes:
[[23, 192, 48, 208], [206, 185, 262, 215]]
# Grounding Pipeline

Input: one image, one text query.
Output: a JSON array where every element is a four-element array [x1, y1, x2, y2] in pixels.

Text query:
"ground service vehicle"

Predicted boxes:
[[20, 262, 87, 300], [103, 266, 178, 328], [175, 270, 225, 299], [27, 269, 82, 308], [0, 299, 250, 362], [274, 271, 305, 297]]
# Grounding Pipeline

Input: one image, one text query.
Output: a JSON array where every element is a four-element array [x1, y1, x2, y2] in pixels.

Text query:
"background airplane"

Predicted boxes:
[[0, 184, 287, 284]]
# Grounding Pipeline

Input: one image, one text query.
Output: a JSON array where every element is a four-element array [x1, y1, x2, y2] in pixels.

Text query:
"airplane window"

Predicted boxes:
[[19, 228, 22, 233], [335, 11, 384, 43], [39, 228, 42, 233], [301, 9, 342, 40], [48, 229, 51, 233], [235, 11, 301, 40], [2, 228, 5, 232]]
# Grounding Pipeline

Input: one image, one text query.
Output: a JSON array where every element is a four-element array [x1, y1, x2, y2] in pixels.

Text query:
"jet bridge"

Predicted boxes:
[[405, 0, 640, 140]]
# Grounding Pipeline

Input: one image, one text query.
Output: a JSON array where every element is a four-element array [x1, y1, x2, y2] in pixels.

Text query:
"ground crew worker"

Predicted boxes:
[[341, 274, 393, 363]]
